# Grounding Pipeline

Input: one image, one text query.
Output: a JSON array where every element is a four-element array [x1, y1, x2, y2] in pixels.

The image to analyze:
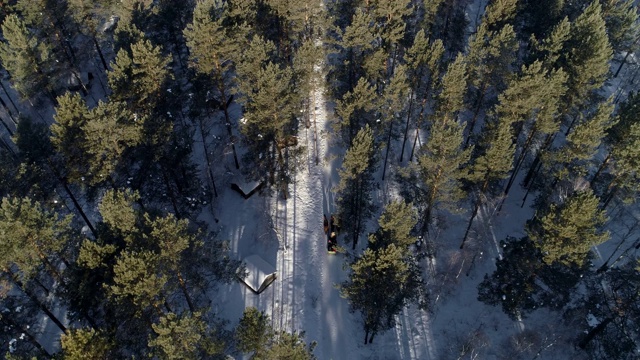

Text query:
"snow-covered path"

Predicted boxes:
[[268, 74, 355, 358]]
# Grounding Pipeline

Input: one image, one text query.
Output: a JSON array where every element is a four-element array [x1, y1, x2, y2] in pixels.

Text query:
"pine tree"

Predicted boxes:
[[330, 8, 377, 95], [236, 307, 273, 357], [557, 2, 613, 123], [340, 244, 419, 344], [335, 77, 378, 145], [592, 92, 640, 206], [15, 0, 87, 95], [108, 38, 171, 114], [0, 196, 72, 283], [414, 112, 471, 235], [145, 214, 197, 312], [67, 0, 111, 70], [496, 61, 567, 207], [461, 115, 516, 248], [265, 331, 317, 360], [335, 125, 377, 250], [82, 100, 145, 185], [477, 236, 543, 320], [107, 249, 166, 315], [380, 64, 409, 180], [436, 52, 467, 118], [464, 0, 519, 142], [400, 32, 444, 161], [51, 93, 91, 183], [529, 189, 609, 267], [264, 0, 323, 60], [521, 0, 565, 38], [421, 0, 445, 38], [0, 14, 54, 101], [61, 328, 114, 360], [237, 60, 298, 198], [98, 188, 141, 242], [370, 0, 412, 84], [572, 262, 640, 357], [184, 0, 244, 169], [601, 0, 639, 54], [533, 16, 571, 68], [369, 200, 418, 251], [149, 312, 222, 359], [548, 98, 616, 181]]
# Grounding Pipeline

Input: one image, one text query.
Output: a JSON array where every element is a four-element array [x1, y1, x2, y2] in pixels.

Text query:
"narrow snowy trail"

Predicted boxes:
[[268, 69, 355, 358]]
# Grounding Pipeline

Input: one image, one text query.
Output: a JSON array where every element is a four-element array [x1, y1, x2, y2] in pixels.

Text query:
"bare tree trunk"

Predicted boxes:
[[381, 121, 393, 180], [93, 36, 109, 71], [410, 128, 420, 162], [591, 153, 611, 186], [5, 272, 67, 333], [0, 79, 19, 115], [0, 314, 53, 358], [578, 317, 613, 349], [199, 118, 219, 198], [400, 88, 415, 162]]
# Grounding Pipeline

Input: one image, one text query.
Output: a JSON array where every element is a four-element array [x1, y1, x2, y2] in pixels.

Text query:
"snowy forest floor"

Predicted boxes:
[[200, 66, 637, 360]]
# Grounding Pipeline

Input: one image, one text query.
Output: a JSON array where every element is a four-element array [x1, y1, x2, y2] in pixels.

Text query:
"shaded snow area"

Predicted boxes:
[[205, 67, 582, 359]]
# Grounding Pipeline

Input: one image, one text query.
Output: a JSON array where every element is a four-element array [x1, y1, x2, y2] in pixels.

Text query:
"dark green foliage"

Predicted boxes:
[[0, 14, 54, 101], [478, 237, 541, 320], [149, 312, 224, 359], [369, 200, 418, 251], [335, 125, 377, 248], [547, 98, 616, 181], [601, 0, 639, 53], [82, 100, 144, 185], [0, 196, 73, 282], [51, 93, 91, 183], [528, 189, 609, 267], [413, 112, 471, 233], [264, 331, 317, 360], [566, 261, 640, 359], [236, 307, 316, 359], [340, 244, 422, 344], [11, 118, 58, 202], [478, 237, 588, 320], [334, 77, 378, 145], [108, 38, 171, 114], [236, 307, 273, 356], [520, 0, 565, 38], [61, 328, 114, 360]]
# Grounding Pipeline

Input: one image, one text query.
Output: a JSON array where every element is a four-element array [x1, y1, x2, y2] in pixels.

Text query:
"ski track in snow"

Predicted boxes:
[[263, 71, 439, 359]]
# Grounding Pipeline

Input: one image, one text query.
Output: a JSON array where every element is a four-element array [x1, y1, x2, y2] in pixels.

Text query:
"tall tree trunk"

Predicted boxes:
[[399, 88, 415, 162], [461, 177, 489, 249], [498, 129, 539, 212], [55, 172, 97, 238], [92, 36, 109, 72], [465, 82, 486, 147], [578, 316, 614, 349], [161, 168, 182, 218], [0, 96, 16, 131], [5, 272, 67, 333], [410, 128, 420, 162], [0, 79, 19, 115], [591, 153, 611, 186], [221, 95, 240, 169], [199, 118, 218, 198], [520, 161, 542, 208], [176, 271, 195, 313], [0, 314, 53, 358], [381, 121, 393, 180]]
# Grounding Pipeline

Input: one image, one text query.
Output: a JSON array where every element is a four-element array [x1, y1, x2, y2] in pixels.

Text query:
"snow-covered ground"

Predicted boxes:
[[208, 62, 567, 359]]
